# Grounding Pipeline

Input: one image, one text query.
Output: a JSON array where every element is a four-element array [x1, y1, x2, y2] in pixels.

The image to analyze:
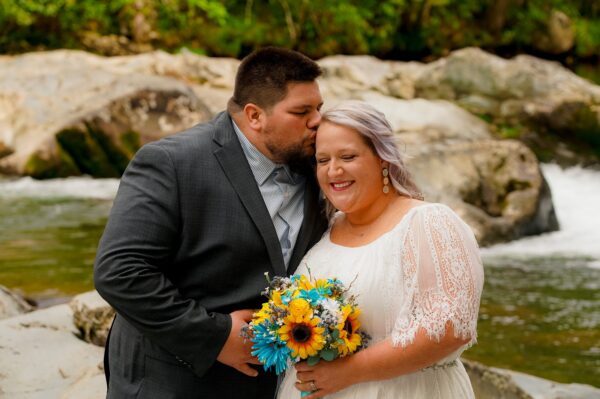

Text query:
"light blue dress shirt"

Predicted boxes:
[[232, 120, 306, 269]]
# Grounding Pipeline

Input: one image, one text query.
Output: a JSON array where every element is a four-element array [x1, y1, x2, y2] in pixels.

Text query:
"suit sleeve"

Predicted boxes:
[[94, 141, 231, 377]]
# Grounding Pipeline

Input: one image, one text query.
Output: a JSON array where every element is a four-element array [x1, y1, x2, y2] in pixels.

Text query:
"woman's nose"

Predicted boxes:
[[328, 161, 342, 177]]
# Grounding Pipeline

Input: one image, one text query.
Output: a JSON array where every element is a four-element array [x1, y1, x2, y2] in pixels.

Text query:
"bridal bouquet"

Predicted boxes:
[[246, 272, 368, 376]]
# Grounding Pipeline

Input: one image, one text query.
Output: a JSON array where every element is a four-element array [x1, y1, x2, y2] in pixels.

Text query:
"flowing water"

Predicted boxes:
[[0, 177, 118, 306], [0, 165, 598, 386], [468, 164, 600, 387]]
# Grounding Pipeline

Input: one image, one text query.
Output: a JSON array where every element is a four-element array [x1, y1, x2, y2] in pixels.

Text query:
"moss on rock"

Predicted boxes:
[[24, 146, 80, 179], [86, 124, 132, 175], [119, 130, 141, 157], [56, 128, 120, 177]]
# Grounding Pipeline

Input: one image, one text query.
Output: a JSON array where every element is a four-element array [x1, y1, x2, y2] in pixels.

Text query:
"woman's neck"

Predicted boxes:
[[345, 193, 400, 228]]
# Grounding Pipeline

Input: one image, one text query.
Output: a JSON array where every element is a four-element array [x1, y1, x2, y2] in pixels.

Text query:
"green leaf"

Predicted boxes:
[[331, 329, 340, 340], [307, 356, 320, 366], [320, 349, 337, 361]]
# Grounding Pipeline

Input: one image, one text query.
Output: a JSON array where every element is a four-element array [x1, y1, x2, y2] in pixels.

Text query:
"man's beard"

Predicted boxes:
[[265, 140, 315, 176]]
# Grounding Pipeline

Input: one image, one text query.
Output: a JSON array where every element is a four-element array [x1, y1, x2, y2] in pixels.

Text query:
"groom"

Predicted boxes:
[[94, 47, 328, 399]]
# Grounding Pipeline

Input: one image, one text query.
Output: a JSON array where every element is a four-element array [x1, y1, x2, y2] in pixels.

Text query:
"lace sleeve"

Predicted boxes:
[[391, 204, 484, 348]]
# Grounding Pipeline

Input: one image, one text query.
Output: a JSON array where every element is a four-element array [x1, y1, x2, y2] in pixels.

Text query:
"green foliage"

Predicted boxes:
[[498, 124, 523, 140], [0, 0, 599, 60]]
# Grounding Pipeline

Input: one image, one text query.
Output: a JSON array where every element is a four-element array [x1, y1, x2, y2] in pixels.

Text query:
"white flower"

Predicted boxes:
[[321, 298, 340, 313]]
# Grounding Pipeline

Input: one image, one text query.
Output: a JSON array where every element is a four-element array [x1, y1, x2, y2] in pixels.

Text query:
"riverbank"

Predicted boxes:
[[1, 164, 599, 387], [1, 290, 598, 399]]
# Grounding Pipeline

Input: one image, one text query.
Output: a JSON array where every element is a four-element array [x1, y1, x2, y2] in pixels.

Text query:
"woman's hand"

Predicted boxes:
[[292, 323, 471, 398], [294, 356, 361, 399]]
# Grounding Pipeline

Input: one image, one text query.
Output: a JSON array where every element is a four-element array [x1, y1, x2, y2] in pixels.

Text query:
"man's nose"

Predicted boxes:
[[307, 110, 321, 129]]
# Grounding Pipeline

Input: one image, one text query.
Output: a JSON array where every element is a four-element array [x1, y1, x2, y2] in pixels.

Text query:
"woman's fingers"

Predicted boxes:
[[294, 380, 324, 398], [295, 370, 315, 382]]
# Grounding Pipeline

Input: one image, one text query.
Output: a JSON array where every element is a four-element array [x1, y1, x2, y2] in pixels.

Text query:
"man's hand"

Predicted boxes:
[[216, 309, 261, 377]]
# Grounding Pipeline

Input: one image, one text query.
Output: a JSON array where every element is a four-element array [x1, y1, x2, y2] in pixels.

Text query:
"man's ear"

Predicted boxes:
[[243, 103, 265, 131]]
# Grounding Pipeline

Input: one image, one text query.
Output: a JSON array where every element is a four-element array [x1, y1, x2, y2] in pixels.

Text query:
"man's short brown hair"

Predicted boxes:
[[228, 47, 322, 112]]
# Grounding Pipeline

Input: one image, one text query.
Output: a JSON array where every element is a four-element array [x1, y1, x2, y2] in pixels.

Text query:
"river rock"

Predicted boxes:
[[70, 291, 115, 347], [463, 359, 600, 399], [0, 49, 562, 243], [357, 93, 558, 245], [0, 139, 12, 158], [318, 55, 424, 100], [316, 49, 600, 165], [532, 10, 575, 55], [0, 303, 105, 398], [0, 50, 213, 178], [0, 285, 34, 320], [414, 47, 600, 164]]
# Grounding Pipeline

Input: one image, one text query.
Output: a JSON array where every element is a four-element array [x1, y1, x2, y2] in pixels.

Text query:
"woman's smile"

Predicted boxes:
[[331, 181, 354, 191]]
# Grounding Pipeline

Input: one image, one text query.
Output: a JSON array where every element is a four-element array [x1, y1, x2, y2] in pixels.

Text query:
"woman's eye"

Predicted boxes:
[[317, 158, 329, 164], [341, 155, 356, 161]]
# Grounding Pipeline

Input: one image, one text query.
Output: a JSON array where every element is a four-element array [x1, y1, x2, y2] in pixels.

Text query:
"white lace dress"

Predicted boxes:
[[277, 203, 484, 399]]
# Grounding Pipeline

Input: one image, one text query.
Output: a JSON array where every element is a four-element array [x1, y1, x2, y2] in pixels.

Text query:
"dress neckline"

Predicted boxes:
[[326, 203, 440, 249]]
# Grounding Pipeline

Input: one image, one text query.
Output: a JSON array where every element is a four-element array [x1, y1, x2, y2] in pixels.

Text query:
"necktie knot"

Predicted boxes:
[[273, 166, 293, 186]]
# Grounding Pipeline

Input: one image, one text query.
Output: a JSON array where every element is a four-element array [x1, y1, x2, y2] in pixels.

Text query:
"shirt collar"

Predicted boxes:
[[232, 120, 297, 185]]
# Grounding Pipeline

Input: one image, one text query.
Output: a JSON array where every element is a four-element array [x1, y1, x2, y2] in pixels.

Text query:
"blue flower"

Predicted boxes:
[[298, 288, 330, 303], [251, 323, 292, 375]]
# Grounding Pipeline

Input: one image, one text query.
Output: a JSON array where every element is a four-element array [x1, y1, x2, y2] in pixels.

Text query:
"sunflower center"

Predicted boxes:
[[291, 324, 311, 343], [344, 319, 353, 334]]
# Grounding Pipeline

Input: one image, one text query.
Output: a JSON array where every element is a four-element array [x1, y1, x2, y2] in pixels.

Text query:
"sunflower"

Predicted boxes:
[[334, 305, 362, 357], [278, 314, 326, 359]]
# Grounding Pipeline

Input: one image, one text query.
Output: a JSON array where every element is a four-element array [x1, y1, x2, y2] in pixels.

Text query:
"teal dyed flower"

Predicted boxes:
[[251, 323, 291, 375]]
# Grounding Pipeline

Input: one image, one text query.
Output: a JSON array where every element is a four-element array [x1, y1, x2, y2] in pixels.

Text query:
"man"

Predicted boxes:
[[94, 47, 328, 399]]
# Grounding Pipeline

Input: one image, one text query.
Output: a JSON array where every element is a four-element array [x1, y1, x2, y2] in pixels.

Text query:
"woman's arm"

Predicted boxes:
[[295, 204, 483, 398], [295, 322, 470, 398]]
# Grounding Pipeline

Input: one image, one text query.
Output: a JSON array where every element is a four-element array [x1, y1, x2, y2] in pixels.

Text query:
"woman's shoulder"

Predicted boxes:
[[402, 201, 459, 219], [397, 201, 471, 234]]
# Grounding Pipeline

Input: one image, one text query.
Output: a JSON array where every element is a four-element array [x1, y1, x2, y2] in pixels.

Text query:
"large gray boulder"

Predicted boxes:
[[463, 359, 600, 399], [0, 303, 104, 398], [0, 49, 565, 244], [319, 48, 600, 165], [0, 50, 213, 178], [357, 93, 558, 245], [413, 48, 600, 164]]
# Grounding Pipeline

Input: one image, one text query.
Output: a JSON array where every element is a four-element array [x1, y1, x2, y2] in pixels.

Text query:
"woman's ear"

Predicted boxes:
[[381, 160, 390, 169], [243, 103, 265, 131]]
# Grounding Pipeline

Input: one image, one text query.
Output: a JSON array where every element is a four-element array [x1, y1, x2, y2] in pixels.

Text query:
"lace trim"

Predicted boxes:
[[421, 359, 458, 371], [389, 204, 482, 348]]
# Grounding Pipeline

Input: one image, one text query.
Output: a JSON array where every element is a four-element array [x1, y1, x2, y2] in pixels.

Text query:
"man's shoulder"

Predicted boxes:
[[150, 111, 230, 152]]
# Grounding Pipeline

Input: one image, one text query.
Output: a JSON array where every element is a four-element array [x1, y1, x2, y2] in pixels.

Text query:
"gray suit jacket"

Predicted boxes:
[[94, 112, 328, 399]]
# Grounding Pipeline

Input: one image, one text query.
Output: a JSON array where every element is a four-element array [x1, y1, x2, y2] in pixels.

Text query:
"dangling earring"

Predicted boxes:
[[382, 167, 390, 194]]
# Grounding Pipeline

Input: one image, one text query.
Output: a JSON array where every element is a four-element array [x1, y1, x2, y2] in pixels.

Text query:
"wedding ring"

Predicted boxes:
[[309, 381, 317, 391]]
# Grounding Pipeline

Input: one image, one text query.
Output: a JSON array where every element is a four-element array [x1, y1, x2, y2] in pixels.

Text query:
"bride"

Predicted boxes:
[[277, 101, 484, 398]]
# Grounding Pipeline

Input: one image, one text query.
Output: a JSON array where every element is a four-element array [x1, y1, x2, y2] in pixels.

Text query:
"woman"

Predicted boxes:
[[277, 101, 484, 398]]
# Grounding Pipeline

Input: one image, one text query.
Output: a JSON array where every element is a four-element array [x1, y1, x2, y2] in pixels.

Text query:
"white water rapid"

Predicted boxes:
[[482, 164, 600, 264]]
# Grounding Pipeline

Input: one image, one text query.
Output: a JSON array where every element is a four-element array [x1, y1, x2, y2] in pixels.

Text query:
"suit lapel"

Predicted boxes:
[[287, 173, 322, 275], [212, 113, 287, 277]]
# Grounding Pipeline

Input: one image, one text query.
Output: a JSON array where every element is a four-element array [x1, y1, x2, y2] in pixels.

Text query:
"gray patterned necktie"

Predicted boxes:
[[271, 167, 295, 266]]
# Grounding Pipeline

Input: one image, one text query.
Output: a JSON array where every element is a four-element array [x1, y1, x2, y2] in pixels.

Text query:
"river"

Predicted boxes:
[[0, 164, 598, 386]]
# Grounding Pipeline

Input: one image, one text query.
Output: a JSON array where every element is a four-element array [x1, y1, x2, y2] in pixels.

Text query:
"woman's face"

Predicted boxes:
[[315, 122, 386, 214]]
